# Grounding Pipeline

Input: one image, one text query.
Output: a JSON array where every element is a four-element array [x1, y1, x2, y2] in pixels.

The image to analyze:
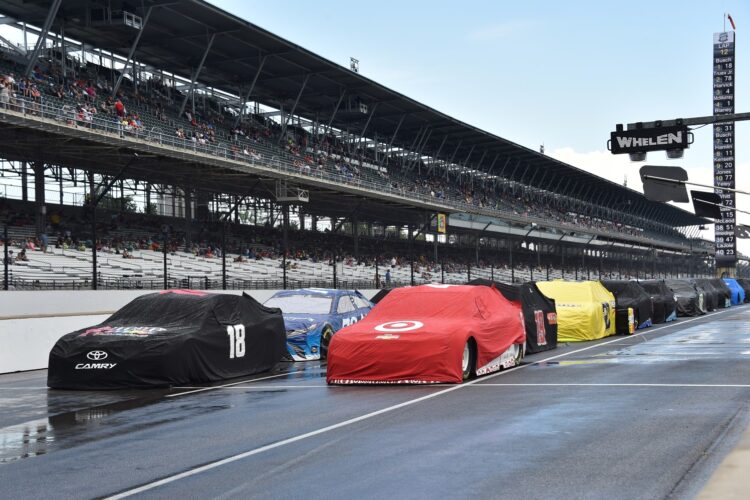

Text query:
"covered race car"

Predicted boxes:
[[736, 279, 750, 303], [691, 279, 719, 312], [48, 290, 286, 389], [600, 280, 654, 333], [264, 289, 372, 361], [327, 284, 526, 384], [709, 278, 732, 308], [665, 279, 706, 316], [723, 278, 746, 305], [536, 281, 616, 342], [639, 281, 678, 323], [468, 278, 557, 353]]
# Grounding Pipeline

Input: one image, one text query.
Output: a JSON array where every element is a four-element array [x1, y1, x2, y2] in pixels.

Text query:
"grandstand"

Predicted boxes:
[[0, 0, 723, 290]]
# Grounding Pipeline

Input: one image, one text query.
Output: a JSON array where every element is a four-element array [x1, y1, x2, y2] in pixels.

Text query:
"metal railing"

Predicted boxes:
[[0, 93, 693, 251]]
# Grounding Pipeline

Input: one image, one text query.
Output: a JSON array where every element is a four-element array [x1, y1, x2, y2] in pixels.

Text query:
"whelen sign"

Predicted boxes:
[[608, 125, 691, 155]]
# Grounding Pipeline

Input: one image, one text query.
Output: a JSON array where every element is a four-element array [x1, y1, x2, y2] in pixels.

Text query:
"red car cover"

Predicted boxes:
[[327, 284, 525, 384]]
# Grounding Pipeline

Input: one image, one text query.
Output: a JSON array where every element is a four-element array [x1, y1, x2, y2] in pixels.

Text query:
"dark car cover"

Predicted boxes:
[[639, 281, 678, 324], [48, 290, 286, 389], [691, 279, 718, 311], [709, 278, 732, 308], [468, 279, 558, 353], [735, 279, 750, 303], [665, 279, 705, 316], [600, 280, 654, 331], [370, 288, 393, 304]]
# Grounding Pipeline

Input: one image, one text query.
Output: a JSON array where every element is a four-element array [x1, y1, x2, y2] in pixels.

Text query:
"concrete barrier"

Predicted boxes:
[[0, 289, 380, 374]]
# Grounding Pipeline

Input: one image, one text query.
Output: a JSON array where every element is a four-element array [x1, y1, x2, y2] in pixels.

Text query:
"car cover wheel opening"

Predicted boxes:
[[462, 339, 476, 381], [320, 326, 334, 358]]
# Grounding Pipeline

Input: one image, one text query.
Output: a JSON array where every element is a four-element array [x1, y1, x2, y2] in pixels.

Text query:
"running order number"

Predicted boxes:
[[227, 324, 246, 359]]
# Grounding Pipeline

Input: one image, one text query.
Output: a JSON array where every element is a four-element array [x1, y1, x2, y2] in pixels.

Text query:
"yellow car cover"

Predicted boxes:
[[536, 281, 616, 342]]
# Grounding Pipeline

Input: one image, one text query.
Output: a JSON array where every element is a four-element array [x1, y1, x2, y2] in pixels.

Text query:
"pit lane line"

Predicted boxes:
[[104, 305, 743, 499], [165, 369, 305, 398], [164, 383, 750, 390]]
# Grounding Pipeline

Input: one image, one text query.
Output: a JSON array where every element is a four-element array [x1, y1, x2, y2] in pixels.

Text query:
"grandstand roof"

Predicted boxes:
[[0, 0, 705, 227]]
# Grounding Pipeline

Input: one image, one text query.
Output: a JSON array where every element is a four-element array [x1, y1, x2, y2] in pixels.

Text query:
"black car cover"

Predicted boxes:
[[735, 279, 750, 303], [600, 280, 654, 332], [691, 279, 718, 311], [709, 278, 732, 308], [468, 279, 558, 353], [370, 288, 393, 304], [48, 290, 286, 389], [665, 279, 705, 317], [639, 281, 678, 324]]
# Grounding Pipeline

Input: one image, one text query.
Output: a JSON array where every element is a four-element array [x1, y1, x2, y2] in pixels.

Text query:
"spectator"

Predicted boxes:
[[114, 98, 125, 118]]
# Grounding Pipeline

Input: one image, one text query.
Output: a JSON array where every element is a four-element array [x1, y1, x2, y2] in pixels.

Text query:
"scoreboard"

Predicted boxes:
[[713, 31, 736, 266]]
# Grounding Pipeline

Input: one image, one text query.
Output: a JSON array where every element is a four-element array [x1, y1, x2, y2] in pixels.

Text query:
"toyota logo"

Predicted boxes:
[[87, 350, 108, 361]]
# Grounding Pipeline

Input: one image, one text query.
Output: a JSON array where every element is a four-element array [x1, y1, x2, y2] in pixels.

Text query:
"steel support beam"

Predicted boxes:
[[445, 140, 463, 179], [407, 128, 432, 172], [402, 126, 425, 168], [357, 102, 379, 147], [426, 135, 449, 174], [280, 73, 311, 138], [459, 145, 476, 177], [112, 6, 153, 96], [23, 0, 62, 78], [234, 55, 267, 127], [324, 89, 347, 136], [179, 33, 217, 116], [380, 114, 406, 167]]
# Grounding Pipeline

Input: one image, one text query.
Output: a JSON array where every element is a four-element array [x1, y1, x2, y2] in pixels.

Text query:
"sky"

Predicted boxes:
[[209, 0, 750, 253]]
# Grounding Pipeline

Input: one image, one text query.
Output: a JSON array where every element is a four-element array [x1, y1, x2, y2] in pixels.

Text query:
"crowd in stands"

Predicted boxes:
[[1, 195, 708, 288], [0, 47, 686, 245]]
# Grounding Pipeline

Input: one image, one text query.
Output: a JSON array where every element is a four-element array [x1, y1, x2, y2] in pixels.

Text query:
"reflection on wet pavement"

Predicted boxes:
[[0, 361, 322, 465], [531, 321, 750, 367]]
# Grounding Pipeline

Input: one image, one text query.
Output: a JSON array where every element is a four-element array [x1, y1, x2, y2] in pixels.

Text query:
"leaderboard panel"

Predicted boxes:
[[713, 31, 736, 266]]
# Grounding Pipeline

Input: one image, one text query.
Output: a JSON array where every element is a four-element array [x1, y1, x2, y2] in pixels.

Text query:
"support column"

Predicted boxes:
[[184, 189, 192, 248], [352, 214, 359, 259], [21, 161, 28, 202], [33, 163, 46, 235]]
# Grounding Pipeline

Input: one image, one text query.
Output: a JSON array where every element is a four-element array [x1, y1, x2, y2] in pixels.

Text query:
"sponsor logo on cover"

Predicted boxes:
[[374, 321, 424, 332], [79, 326, 167, 337], [476, 345, 519, 375], [375, 333, 400, 340], [86, 350, 108, 361], [534, 310, 547, 346], [425, 284, 453, 289], [75, 363, 117, 370], [546, 312, 557, 325]]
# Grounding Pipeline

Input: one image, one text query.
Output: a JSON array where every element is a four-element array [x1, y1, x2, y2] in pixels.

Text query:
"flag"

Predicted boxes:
[[728, 14, 736, 30]]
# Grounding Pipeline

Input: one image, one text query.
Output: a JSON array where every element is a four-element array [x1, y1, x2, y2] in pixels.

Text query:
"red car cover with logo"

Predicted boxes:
[[326, 285, 525, 384]]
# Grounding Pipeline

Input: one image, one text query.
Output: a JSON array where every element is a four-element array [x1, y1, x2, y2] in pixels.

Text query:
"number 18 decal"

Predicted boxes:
[[227, 324, 246, 359]]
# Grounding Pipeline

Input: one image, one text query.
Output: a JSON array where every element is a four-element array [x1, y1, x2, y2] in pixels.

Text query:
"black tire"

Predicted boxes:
[[461, 339, 476, 381], [320, 325, 334, 359], [513, 343, 524, 367]]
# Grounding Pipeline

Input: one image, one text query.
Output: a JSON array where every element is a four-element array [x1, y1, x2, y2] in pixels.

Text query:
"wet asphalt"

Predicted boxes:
[[1, 306, 750, 499]]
